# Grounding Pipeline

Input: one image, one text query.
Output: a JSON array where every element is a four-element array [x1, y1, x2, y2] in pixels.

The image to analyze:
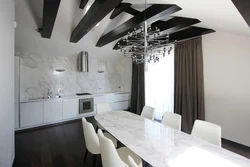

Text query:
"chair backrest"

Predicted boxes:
[[97, 129, 128, 167], [127, 156, 138, 167], [191, 120, 221, 147], [96, 103, 111, 114], [82, 117, 100, 154], [141, 106, 155, 120], [162, 112, 182, 131]]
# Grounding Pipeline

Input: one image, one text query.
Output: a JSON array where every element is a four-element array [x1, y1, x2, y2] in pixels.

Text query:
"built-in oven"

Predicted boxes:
[[79, 98, 94, 114]]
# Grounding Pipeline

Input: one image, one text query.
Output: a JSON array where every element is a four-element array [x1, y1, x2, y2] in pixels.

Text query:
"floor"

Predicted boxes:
[[14, 117, 250, 167]]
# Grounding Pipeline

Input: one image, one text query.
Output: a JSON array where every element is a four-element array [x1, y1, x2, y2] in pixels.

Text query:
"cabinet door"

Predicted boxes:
[[94, 95, 114, 105], [113, 93, 130, 102], [15, 102, 19, 129], [44, 100, 63, 123], [63, 99, 79, 119], [112, 101, 129, 111], [20, 102, 43, 127]]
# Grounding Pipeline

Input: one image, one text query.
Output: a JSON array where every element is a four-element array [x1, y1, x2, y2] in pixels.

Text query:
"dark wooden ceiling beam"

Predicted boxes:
[[113, 17, 200, 50], [79, 0, 89, 9], [70, 0, 122, 43], [232, 0, 250, 27], [156, 27, 215, 46], [41, 0, 61, 38], [110, 3, 132, 19], [96, 4, 182, 47], [151, 17, 200, 35], [124, 7, 140, 16]]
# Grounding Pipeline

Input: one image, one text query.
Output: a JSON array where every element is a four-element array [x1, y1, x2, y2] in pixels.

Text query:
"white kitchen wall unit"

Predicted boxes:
[[20, 102, 43, 127], [43, 100, 63, 123], [18, 92, 130, 130], [63, 99, 79, 119]]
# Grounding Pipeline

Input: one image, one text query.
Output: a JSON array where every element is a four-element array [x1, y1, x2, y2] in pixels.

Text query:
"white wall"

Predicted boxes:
[[18, 52, 131, 99], [203, 32, 250, 147], [0, 0, 15, 166]]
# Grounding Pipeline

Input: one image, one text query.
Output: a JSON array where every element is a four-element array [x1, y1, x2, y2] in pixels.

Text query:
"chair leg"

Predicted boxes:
[[84, 149, 88, 162], [93, 154, 97, 167]]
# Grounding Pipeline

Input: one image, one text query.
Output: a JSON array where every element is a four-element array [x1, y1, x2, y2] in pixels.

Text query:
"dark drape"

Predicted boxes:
[[130, 62, 145, 115], [174, 37, 205, 134]]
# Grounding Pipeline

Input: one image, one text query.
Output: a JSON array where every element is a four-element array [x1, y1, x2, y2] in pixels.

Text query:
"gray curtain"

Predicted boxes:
[[174, 37, 205, 134], [130, 62, 145, 115]]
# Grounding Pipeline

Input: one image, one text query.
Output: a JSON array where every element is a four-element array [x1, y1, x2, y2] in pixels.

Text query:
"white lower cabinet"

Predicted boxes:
[[113, 94, 130, 102], [20, 102, 43, 127], [63, 99, 79, 119], [19, 93, 130, 129], [112, 101, 129, 111], [43, 100, 63, 123], [15, 102, 19, 128]]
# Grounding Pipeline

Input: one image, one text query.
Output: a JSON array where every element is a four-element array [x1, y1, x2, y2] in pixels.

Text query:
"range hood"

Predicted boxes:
[[77, 51, 89, 72]]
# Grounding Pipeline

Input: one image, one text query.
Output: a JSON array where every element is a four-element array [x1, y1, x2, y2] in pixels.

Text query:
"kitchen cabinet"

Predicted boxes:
[[43, 100, 63, 123], [112, 101, 129, 111], [15, 102, 19, 128], [63, 99, 79, 119], [18, 92, 130, 130], [20, 102, 43, 127], [113, 93, 130, 102], [94, 95, 113, 104]]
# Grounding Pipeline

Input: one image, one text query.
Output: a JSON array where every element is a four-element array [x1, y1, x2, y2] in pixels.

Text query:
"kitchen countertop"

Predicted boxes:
[[20, 92, 130, 103]]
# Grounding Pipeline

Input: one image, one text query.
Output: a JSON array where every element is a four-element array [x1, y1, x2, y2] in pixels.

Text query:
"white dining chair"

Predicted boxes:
[[140, 106, 155, 120], [161, 112, 182, 131], [82, 117, 117, 166], [191, 120, 221, 147], [96, 103, 111, 130], [127, 156, 139, 167], [97, 129, 142, 167]]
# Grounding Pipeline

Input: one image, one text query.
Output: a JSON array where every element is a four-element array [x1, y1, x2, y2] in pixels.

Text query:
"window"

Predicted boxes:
[[145, 46, 174, 120]]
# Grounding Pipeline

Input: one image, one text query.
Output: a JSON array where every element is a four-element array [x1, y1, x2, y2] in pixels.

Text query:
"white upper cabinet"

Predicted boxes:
[[63, 99, 79, 120], [20, 102, 43, 127], [43, 100, 63, 123]]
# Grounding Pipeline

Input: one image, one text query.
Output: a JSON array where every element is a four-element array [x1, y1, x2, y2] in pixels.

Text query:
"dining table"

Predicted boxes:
[[95, 110, 250, 167]]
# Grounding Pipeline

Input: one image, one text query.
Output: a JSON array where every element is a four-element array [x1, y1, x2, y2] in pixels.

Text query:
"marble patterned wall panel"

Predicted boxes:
[[19, 53, 125, 98]]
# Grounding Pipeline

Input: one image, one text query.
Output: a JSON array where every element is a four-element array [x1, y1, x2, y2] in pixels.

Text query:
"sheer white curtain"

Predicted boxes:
[[145, 45, 174, 120]]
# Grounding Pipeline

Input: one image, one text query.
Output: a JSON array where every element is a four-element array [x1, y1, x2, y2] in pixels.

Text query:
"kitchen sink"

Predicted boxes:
[[28, 97, 48, 100], [28, 96, 61, 100]]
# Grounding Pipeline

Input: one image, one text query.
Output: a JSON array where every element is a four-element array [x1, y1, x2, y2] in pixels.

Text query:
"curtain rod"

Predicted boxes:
[[169, 36, 202, 46]]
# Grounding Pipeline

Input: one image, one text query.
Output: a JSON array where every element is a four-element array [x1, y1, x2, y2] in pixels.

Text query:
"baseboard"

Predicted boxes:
[[222, 138, 250, 148], [15, 117, 83, 134]]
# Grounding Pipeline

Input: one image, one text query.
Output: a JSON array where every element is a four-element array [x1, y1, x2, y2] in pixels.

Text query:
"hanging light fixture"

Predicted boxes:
[[118, 1, 173, 64]]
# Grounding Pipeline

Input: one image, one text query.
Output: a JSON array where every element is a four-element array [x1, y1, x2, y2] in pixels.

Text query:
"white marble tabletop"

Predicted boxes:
[[95, 111, 250, 167]]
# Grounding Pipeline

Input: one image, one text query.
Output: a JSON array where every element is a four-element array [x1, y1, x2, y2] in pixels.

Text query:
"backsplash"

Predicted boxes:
[[18, 52, 130, 99]]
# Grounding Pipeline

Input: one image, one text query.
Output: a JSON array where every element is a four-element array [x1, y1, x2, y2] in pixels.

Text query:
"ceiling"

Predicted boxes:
[[15, 0, 250, 58], [15, 0, 130, 58], [126, 0, 250, 37]]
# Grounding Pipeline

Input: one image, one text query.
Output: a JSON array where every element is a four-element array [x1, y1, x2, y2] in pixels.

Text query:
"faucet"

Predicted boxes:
[[47, 89, 52, 98]]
